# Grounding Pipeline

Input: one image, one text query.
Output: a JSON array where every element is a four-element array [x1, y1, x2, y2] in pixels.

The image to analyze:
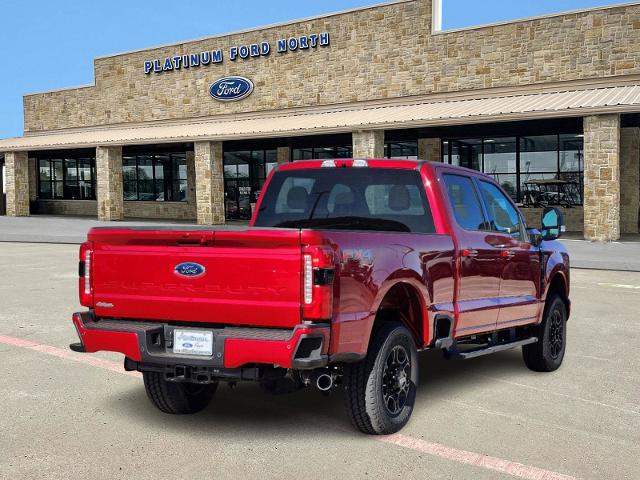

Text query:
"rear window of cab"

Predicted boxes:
[[254, 168, 436, 234]]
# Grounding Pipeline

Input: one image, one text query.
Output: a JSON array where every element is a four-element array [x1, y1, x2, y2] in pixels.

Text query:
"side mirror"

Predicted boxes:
[[540, 207, 565, 241]]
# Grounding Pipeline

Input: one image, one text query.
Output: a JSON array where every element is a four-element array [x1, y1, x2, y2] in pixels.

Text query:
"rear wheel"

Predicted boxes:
[[344, 323, 419, 435], [143, 372, 217, 414], [523, 294, 567, 372]]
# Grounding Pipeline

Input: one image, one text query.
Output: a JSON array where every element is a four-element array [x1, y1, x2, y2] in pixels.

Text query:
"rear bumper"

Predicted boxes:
[[71, 311, 329, 369]]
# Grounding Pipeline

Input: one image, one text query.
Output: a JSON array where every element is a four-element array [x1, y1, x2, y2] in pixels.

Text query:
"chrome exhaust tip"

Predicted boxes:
[[316, 373, 333, 391]]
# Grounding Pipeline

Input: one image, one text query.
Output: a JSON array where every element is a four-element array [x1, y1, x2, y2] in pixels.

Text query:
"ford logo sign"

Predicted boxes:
[[175, 262, 206, 278], [209, 76, 254, 102], [182, 343, 193, 349]]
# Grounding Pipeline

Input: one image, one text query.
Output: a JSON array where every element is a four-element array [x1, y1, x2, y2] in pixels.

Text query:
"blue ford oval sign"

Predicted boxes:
[[174, 262, 206, 278], [209, 76, 254, 102]]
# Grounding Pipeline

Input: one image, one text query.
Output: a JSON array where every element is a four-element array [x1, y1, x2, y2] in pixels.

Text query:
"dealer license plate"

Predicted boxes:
[[173, 329, 214, 356]]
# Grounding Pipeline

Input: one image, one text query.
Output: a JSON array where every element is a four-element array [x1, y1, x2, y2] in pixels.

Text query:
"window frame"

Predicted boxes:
[[123, 152, 188, 203], [441, 133, 584, 206], [441, 172, 489, 233], [37, 155, 96, 201], [475, 177, 528, 242]]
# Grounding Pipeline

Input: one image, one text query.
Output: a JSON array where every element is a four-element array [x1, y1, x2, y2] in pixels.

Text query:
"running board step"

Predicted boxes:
[[446, 337, 538, 360]]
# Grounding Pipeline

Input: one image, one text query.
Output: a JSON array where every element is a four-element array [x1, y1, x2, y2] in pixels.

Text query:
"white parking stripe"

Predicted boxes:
[[597, 282, 640, 289], [379, 434, 578, 480]]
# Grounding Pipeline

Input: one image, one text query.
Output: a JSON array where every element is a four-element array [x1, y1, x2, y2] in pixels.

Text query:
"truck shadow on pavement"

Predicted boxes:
[[108, 348, 531, 438]]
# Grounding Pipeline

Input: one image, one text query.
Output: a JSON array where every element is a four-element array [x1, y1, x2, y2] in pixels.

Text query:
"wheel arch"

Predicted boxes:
[[369, 276, 430, 349], [545, 270, 570, 320]]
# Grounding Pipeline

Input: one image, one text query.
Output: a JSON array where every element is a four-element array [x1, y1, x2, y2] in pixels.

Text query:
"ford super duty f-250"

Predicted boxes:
[[70, 159, 570, 434]]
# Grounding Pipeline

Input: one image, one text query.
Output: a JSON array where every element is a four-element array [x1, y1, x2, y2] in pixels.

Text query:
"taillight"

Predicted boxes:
[[79, 241, 93, 307], [302, 246, 336, 320]]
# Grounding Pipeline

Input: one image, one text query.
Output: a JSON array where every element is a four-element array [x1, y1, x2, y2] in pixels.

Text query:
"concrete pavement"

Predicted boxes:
[[0, 242, 639, 479]]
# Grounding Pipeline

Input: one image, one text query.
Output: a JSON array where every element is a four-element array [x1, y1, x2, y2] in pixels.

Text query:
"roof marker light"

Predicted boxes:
[[352, 159, 369, 167], [321, 160, 336, 168]]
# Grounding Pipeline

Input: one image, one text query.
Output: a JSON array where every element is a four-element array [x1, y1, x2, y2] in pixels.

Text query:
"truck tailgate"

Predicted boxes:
[[87, 228, 303, 328]]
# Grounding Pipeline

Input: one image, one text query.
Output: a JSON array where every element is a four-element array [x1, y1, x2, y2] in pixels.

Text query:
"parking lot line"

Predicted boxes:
[[379, 434, 578, 480], [0, 334, 140, 378], [0, 332, 579, 480]]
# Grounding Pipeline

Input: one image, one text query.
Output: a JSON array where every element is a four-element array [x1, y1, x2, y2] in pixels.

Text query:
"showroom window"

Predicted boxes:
[[292, 145, 352, 160], [38, 155, 96, 200], [442, 134, 584, 206], [223, 149, 277, 220], [123, 152, 187, 202], [385, 141, 418, 159]]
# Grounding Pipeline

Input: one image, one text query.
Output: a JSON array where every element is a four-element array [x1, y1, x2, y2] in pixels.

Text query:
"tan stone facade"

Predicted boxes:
[[418, 138, 441, 161], [583, 115, 621, 241], [22, 1, 640, 132], [96, 146, 124, 221], [5, 152, 29, 216], [194, 141, 225, 225], [353, 130, 385, 158]]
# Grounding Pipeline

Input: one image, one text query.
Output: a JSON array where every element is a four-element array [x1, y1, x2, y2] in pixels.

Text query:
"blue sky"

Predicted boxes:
[[0, 0, 625, 138]]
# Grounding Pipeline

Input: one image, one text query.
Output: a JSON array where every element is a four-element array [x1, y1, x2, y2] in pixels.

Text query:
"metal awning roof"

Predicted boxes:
[[2, 84, 640, 152]]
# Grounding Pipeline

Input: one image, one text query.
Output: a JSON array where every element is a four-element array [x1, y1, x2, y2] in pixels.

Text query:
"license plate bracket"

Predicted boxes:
[[173, 329, 214, 356]]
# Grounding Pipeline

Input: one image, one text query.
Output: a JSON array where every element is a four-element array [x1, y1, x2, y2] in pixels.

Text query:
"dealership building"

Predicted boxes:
[[1, 0, 639, 241]]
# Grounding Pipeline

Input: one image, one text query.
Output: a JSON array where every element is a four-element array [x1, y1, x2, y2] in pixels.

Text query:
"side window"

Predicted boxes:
[[443, 174, 487, 231], [478, 180, 522, 239]]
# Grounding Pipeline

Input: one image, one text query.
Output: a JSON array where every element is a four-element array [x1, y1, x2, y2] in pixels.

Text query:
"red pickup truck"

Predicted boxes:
[[70, 159, 570, 434]]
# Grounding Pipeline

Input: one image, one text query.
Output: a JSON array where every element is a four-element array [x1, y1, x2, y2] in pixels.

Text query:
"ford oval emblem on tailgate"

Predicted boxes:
[[209, 76, 254, 102], [174, 262, 206, 278]]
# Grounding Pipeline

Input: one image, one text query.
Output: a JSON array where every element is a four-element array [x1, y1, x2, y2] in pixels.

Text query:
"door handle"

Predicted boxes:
[[461, 249, 479, 258]]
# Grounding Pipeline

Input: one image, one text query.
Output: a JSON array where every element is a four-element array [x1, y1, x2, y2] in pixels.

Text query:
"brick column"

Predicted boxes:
[[620, 127, 640, 234], [96, 146, 124, 221], [353, 130, 384, 158], [194, 141, 225, 225], [5, 151, 30, 216], [418, 138, 442, 161], [583, 114, 621, 241], [277, 146, 291, 165]]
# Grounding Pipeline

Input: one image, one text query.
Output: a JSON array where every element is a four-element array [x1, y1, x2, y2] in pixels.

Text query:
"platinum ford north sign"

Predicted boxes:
[[144, 32, 330, 74]]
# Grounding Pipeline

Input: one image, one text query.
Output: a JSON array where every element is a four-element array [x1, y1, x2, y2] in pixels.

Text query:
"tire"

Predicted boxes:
[[523, 294, 567, 372], [143, 372, 217, 414], [344, 323, 419, 435]]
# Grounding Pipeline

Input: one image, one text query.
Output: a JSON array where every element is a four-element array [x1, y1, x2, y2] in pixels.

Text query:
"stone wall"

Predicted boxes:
[[96, 146, 124, 221], [5, 152, 29, 216], [36, 200, 98, 216], [620, 127, 640, 233], [583, 114, 621, 241], [23, 1, 640, 132], [353, 130, 385, 158], [124, 201, 195, 220], [418, 138, 441, 161], [194, 141, 225, 225]]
